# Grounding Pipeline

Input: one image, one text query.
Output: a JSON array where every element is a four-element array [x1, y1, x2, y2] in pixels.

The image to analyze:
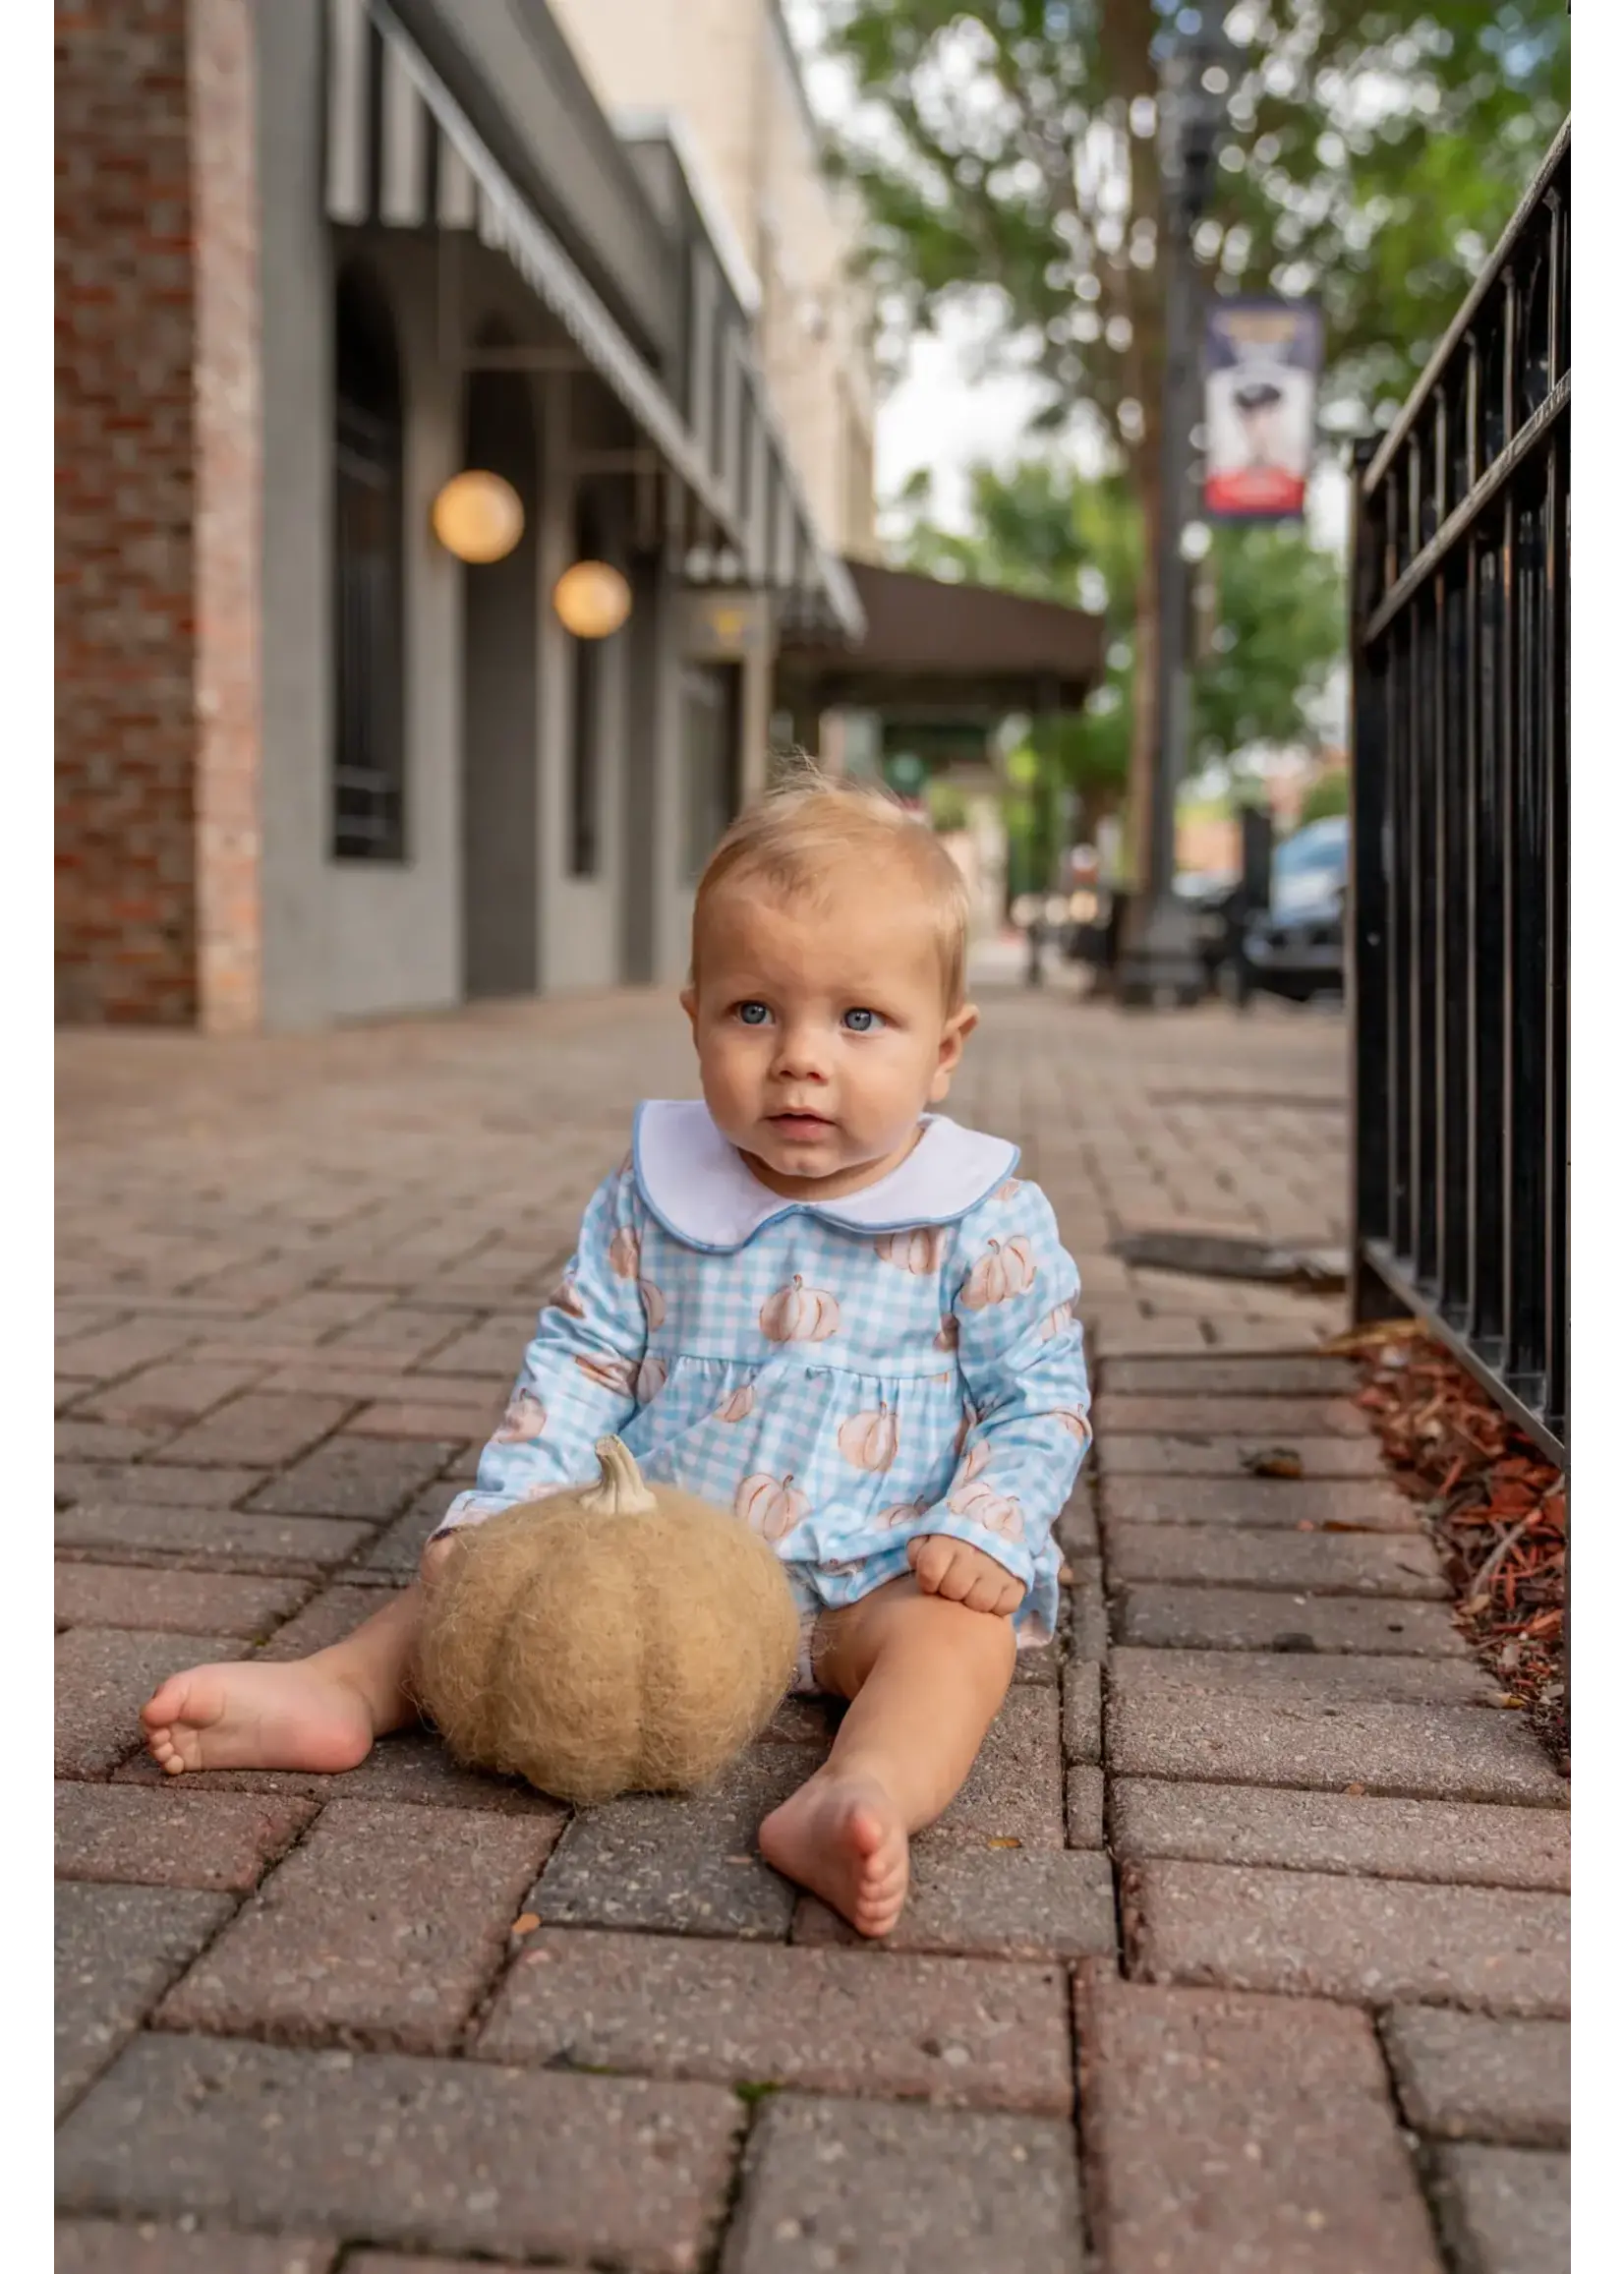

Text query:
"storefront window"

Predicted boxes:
[[331, 264, 406, 862]]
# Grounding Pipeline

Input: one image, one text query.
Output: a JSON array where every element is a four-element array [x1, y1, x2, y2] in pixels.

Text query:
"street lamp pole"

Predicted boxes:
[[1118, 2, 1229, 1008]]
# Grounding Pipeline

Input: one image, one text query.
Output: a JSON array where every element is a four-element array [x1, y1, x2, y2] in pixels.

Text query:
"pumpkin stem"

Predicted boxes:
[[582, 1435, 657, 1516]]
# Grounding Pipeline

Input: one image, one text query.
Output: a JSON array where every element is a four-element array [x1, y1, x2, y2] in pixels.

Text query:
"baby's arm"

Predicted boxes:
[[434, 1163, 651, 1537], [905, 1181, 1091, 1615]]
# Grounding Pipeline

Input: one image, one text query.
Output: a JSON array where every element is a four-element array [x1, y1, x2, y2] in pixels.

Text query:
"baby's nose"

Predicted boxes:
[[772, 1022, 831, 1079]]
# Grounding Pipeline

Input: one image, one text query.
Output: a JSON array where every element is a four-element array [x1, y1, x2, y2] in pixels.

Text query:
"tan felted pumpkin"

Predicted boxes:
[[414, 1436, 800, 1805]]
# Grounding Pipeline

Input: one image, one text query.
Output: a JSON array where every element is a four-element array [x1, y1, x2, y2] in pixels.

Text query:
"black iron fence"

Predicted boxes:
[[1348, 122, 1569, 1464]]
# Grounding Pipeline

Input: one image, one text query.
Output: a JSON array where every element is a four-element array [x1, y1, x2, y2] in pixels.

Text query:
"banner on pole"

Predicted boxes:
[[1201, 298, 1321, 521]]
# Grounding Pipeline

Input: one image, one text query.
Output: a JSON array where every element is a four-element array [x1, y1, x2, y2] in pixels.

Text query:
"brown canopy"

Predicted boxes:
[[776, 557, 1105, 721]]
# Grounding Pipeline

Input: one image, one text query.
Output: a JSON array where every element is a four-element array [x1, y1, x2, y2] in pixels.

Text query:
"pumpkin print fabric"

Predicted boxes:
[[435, 1101, 1090, 1650]]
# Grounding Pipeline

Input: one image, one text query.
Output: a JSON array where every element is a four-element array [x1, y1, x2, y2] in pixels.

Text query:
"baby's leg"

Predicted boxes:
[[142, 1540, 454, 1776], [757, 1575, 1015, 1938]]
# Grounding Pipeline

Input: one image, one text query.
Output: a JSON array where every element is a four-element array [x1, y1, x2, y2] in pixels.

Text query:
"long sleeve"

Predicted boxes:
[[905, 1181, 1091, 1593], [435, 1164, 650, 1533]]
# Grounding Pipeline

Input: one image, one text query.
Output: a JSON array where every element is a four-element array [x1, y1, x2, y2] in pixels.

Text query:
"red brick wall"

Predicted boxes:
[[189, 0, 261, 1033], [55, 0, 261, 1029]]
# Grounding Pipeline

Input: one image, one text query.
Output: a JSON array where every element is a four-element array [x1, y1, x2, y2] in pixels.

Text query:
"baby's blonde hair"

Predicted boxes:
[[692, 764, 970, 1009]]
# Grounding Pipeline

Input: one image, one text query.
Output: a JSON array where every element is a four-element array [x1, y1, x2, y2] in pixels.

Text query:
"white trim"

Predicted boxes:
[[476, 182, 504, 249], [378, 34, 429, 226], [633, 1099, 1018, 1253], [720, 327, 745, 521], [324, 0, 369, 224], [689, 250, 720, 481], [435, 137, 476, 230], [612, 106, 762, 320]]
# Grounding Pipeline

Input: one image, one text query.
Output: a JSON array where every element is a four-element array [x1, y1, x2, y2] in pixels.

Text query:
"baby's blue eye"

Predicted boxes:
[[842, 1007, 883, 1033], [736, 1002, 771, 1026]]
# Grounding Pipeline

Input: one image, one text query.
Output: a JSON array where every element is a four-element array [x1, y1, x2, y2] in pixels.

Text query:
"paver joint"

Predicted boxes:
[[54, 987, 1567, 2269]]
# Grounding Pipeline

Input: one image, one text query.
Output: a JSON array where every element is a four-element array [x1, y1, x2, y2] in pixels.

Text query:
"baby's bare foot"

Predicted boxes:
[[758, 1769, 909, 1939], [142, 1661, 376, 1778]]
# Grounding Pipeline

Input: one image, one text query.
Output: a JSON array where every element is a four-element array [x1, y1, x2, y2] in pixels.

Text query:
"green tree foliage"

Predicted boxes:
[[815, 0, 1567, 873], [1197, 521, 1345, 758], [816, 1, 1568, 437], [1299, 767, 1351, 822], [926, 778, 972, 831], [898, 457, 1343, 838]]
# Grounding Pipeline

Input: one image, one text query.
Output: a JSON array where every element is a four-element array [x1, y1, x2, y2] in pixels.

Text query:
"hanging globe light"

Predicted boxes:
[[431, 471, 525, 563], [552, 559, 632, 640]]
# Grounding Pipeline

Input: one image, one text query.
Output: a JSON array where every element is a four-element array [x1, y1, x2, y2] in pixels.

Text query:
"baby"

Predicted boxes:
[[144, 774, 1091, 1937]]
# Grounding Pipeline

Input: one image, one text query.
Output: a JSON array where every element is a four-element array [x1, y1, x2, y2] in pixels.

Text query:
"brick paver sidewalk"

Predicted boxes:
[[55, 985, 1569, 2271]]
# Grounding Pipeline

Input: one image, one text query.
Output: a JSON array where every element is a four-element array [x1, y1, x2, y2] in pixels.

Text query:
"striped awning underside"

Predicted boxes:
[[325, 0, 863, 641]]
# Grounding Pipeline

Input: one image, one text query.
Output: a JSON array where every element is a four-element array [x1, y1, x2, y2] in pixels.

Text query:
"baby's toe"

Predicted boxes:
[[142, 1676, 186, 1732]]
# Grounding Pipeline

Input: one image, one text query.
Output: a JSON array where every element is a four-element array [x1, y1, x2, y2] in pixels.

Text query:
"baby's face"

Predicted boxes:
[[683, 872, 976, 1197]]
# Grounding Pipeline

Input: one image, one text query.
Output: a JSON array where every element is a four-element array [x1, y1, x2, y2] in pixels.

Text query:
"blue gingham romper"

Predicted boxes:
[[435, 1100, 1092, 1683]]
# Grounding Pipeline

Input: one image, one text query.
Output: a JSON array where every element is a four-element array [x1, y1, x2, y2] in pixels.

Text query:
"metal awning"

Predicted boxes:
[[777, 559, 1105, 718], [324, 0, 863, 641]]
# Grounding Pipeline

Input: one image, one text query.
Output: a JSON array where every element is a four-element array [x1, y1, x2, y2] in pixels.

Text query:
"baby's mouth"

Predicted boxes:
[[770, 1110, 834, 1136]]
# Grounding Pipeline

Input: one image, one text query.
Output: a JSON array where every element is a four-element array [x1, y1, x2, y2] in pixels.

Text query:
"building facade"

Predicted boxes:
[[550, 0, 878, 564], [56, 0, 1100, 1031], [57, 0, 861, 1029]]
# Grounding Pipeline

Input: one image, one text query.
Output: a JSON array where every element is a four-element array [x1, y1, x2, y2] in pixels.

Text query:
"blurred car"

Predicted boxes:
[[1241, 815, 1349, 1001]]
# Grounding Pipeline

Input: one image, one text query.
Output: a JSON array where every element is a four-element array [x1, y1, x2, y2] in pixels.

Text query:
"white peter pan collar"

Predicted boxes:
[[632, 1099, 1018, 1253]]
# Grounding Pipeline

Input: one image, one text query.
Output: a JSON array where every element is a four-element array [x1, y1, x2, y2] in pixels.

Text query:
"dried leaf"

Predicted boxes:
[[1242, 1446, 1304, 1480], [1319, 1318, 1428, 1355], [1349, 1327, 1565, 1745], [986, 1836, 1022, 1849], [511, 1912, 541, 1937]]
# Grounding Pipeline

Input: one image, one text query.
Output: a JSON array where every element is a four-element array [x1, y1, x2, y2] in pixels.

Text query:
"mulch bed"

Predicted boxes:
[[1335, 1323, 1568, 1771]]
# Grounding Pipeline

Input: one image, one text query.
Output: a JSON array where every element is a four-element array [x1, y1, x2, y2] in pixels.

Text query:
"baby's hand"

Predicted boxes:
[[907, 1534, 1023, 1617]]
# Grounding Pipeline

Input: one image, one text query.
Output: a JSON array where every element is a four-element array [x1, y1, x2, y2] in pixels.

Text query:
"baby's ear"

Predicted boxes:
[[679, 985, 699, 1034], [941, 1001, 979, 1064], [930, 1002, 978, 1098]]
